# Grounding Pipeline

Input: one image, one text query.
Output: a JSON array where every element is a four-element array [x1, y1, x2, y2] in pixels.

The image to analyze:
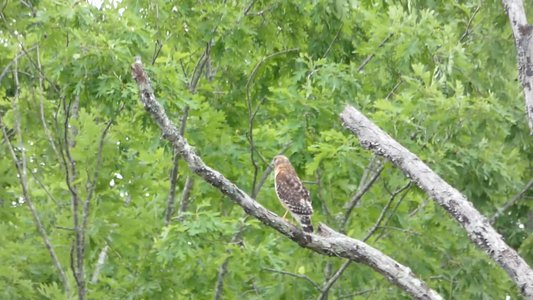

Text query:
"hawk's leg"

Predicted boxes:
[[282, 210, 289, 219]]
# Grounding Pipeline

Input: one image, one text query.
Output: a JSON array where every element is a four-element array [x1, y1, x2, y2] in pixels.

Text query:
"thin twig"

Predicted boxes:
[[263, 268, 323, 292], [356, 33, 394, 72], [317, 261, 351, 300], [30, 172, 62, 208], [165, 151, 181, 226], [214, 257, 230, 300], [80, 105, 121, 279], [315, 168, 332, 219], [151, 39, 163, 65], [460, 6, 481, 42], [341, 158, 384, 230], [177, 176, 194, 222], [363, 182, 411, 242], [374, 186, 412, 242], [385, 80, 403, 100], [490, 179, 533, 224], [323, 23, 343, 58], [243, 0, 258, 15]]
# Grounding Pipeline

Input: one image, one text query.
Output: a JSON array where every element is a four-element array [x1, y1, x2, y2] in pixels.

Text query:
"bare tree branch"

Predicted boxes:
[[131, 58, 443, 300], [0, 59, 70, 295], [340, 105, 533, 298], [60, 94, 86, 300], [490, 179, 533, 224], [502, 0, 533, 134]]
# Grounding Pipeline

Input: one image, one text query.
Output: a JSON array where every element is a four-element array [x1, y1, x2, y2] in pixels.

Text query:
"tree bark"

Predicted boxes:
[[502, 0, 533, 134], [340, 105, 533, 298]]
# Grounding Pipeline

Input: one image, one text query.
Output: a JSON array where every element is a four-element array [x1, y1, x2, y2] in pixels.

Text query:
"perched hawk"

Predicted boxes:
[[273, 155, 313, 233]]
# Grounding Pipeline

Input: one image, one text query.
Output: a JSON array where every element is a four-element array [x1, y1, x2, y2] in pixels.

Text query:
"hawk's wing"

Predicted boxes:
[[275, 171, 313, 216]]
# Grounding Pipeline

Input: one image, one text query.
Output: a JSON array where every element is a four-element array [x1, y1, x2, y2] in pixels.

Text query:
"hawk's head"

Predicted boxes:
[[273, 155, 295, 176], [273, 155, 290, 166]]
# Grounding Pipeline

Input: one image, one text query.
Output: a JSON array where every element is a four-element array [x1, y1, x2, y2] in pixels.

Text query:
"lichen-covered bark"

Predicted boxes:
[[340, 105, 533, 298], [502, 0, 533, 134]]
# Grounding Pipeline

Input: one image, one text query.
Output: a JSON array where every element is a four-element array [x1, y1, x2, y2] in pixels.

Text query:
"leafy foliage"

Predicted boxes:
[[0, 0, 531, 299]]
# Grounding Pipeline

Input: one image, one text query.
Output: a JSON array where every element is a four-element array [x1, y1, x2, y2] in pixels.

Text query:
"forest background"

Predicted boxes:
[[1, 0, 532, 299]]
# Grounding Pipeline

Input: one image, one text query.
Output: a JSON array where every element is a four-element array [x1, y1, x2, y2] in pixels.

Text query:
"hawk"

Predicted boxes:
[[273, 155, 314, 233]]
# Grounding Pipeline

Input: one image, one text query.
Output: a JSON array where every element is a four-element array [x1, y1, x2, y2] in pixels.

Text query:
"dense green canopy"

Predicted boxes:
[[1, 0, 531, 299]]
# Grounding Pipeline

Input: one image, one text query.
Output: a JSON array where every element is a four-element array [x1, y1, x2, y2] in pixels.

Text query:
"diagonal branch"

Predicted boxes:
[[340, 105, 533, 298], [356, 33, 394, 72], [490, 179, 533, 224], [131, 57, 443, 300], [341, 158, 384, 230], [502, 0, 533, 134]]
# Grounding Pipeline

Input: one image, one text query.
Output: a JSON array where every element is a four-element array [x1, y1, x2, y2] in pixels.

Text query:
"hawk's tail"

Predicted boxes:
[[296, 214, 314, 233]]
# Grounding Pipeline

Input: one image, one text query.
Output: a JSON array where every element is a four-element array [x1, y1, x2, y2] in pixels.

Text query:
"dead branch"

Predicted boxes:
[[502, 0, 533, 134], [131, 57, 443, 300], [340, 105, 533, 298]]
